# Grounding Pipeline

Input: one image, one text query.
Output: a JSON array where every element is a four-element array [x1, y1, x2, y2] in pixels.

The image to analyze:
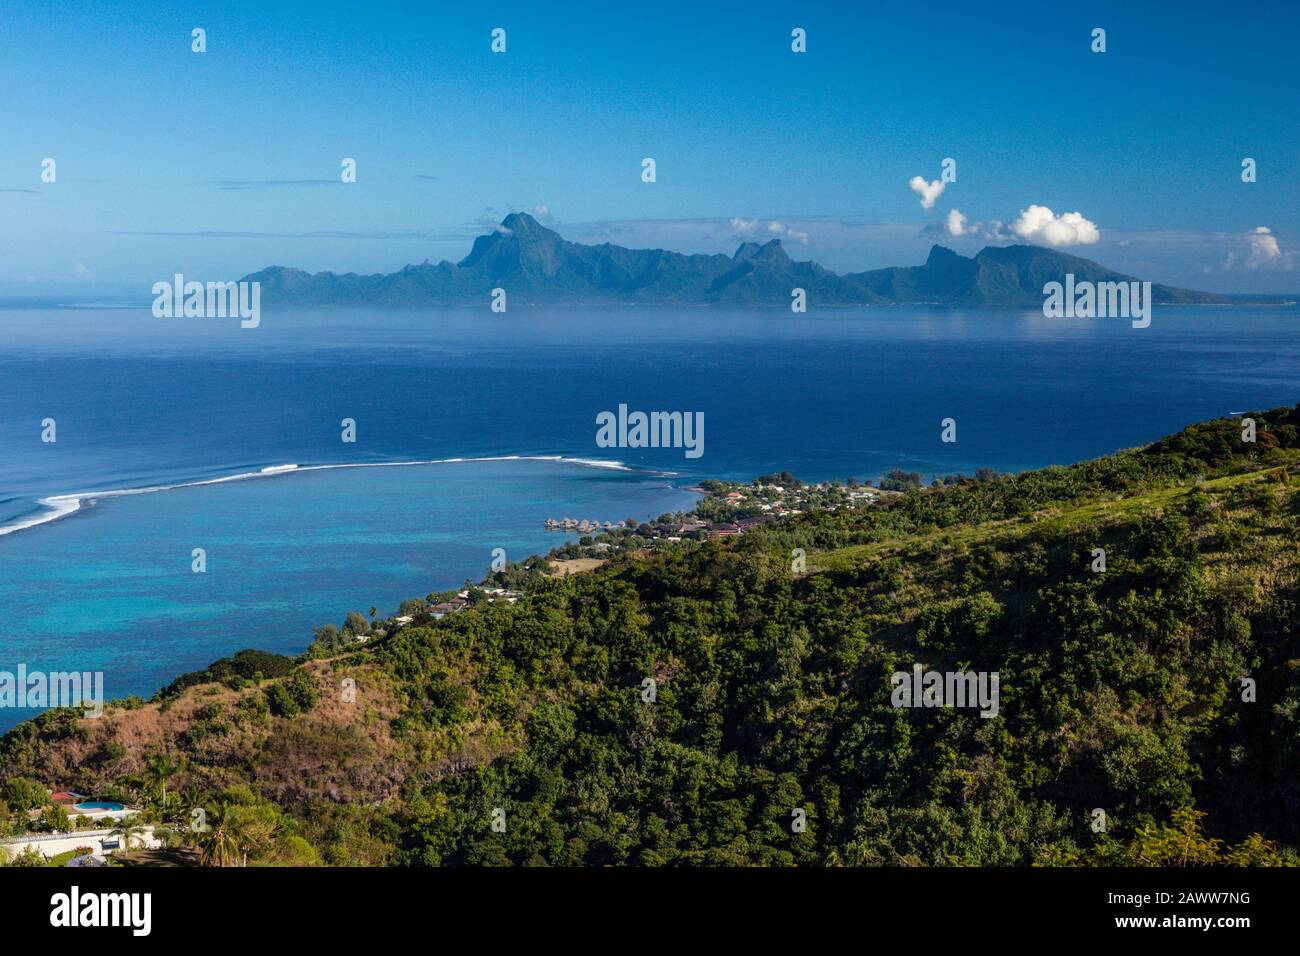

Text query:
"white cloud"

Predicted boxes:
[[1009, 205, 1100, 246], [1223, 226, 1294, 271], [532, 204, 554, 223], [475, 208, 513, 234], [72, 261, 93, 279], [925, 208, 1006, 242], [908, 176, 946, 210], [1247, 226, 1290, 269], [729, 218, 809, 245], [925, 204, 1100, 247]]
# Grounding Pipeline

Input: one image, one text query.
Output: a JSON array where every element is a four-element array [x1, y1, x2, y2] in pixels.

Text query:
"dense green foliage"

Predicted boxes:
[[158, 649, 298, 699]]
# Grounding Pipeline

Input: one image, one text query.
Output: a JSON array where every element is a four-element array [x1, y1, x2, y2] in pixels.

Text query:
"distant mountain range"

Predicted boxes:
[[244, 212, 1231, 307]]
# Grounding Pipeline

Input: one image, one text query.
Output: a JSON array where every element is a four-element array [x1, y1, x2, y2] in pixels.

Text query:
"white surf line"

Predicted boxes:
[[0, 455, 682, 538]]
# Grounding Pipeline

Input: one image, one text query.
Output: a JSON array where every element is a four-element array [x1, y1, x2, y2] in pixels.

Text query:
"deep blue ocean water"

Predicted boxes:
[[1, 302, 1298, 728]]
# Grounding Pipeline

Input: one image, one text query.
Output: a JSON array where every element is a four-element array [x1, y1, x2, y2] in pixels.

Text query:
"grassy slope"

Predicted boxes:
[[816, 467, 1281, 570]]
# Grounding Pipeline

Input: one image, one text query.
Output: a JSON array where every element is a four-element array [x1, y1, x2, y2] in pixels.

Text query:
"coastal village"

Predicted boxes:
[[525, 473, 890, 574], [399, 472, 890, 627], [544, 473, 883, 542]]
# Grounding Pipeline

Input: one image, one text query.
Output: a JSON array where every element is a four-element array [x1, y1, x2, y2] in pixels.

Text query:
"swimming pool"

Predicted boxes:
[[73, 801, 126, 812]]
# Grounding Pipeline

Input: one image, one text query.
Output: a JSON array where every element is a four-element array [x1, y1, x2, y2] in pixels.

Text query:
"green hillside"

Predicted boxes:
[[3, 408, 1298, 866]]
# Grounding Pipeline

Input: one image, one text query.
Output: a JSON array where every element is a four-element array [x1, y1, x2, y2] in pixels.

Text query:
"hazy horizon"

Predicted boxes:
[[2, 0, 1297, 297]]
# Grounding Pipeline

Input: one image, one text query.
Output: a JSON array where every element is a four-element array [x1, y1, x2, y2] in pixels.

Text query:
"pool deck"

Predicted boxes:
[[0, 825, 161, 860], [69, 803, 135, 822]]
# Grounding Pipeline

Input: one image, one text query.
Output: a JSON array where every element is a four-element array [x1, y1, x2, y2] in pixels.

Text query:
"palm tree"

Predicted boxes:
[[145, 753, 181, 818], [109, 820, 151, 853], [198, 802, 277, 867], [198, 815, 241, 867]]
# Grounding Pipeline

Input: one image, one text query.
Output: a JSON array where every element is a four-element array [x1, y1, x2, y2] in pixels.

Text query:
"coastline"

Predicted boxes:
[[0, 454, 676, 540], [0, 455, 703, 732]]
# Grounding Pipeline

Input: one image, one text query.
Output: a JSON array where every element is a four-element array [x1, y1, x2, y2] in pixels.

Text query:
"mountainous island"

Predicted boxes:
[[3, 407, 1297, 866], [244, 212, 1231, 308]]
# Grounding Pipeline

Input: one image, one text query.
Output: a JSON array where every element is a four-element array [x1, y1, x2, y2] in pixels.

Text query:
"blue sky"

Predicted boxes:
[[1, 0, 1297, 294]]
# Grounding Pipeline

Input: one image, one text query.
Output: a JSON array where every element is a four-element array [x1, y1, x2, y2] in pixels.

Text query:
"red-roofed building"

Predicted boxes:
[[705, 524, 741, 538]]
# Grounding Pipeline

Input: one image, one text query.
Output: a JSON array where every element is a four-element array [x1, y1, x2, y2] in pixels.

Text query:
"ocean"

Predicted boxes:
[[1, 302, 1298, 728]]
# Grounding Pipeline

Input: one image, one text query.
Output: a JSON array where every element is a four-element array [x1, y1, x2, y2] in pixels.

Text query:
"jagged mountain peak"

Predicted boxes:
[[734, 238, 789, 263], [245, 219, 1231, 307], [499, 211, 557, 239], [926, 244, 966, 266]]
